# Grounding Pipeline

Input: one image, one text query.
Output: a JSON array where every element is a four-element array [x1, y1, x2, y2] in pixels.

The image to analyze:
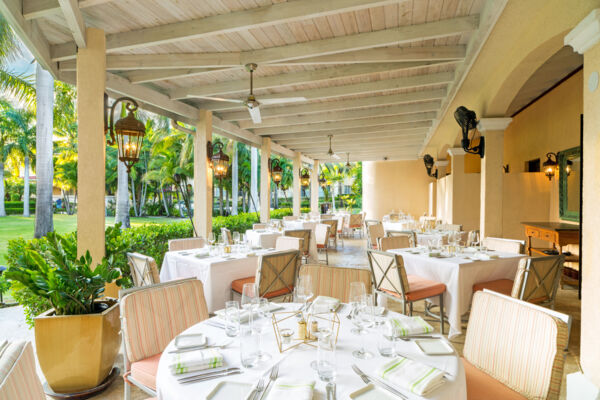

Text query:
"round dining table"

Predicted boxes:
[[156, 304, 466, 400]]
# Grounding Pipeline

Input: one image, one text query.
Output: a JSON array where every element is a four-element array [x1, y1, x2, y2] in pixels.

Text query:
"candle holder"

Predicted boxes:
[[271, 310, 340, 353]]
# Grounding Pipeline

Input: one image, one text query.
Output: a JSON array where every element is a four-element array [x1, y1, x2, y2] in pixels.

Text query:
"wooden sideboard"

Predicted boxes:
[[521, 222, 580, 257]]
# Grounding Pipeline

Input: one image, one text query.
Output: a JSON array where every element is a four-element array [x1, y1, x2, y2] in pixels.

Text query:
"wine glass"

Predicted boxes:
[[296, 274, 314, 310], [348, 282, 366, 334], [207, 232, 215, 246], [254, 298, 272, 361], [352, 294, 374, 359], [241, 283, 259, 326], [233, 231, 240, 244]]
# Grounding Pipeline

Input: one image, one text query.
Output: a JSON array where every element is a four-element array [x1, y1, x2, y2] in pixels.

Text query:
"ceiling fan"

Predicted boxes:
[[315, 135, 341, 160], [187, 63, 306, 124]]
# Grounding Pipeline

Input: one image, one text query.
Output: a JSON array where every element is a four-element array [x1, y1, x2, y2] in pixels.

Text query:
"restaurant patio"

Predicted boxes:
[[0, 0, 597, 399]]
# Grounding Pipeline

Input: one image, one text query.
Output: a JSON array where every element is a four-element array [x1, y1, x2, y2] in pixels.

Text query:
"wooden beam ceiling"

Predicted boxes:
[[273, 129, 427, 145], [23, 0, 112, 20], [271, 124, 431, 140], [57, 0, 86, 48]]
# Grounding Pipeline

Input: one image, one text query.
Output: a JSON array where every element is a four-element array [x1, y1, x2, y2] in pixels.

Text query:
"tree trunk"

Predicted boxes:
[[225, 189, 230, 215], [274, 187, 279, 209], [130, 173, 138, 218], [140, 181, 147, 216], [22, 156, 30, 217], [115, 160, 130, 228], [219, 185, 223, 216], [161, 186, 170, 216], [0, 161, 5, 217], [250, 147, 258, 212], [331, 184, 336, 212], [34, 64, 54, 236], [232, 142, 238, 215]]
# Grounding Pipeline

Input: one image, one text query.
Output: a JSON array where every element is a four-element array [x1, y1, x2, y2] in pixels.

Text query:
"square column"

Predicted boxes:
[[311, 160, 320, 212], [478, 118, 512, 238], [292, 152, 302, 216], [447, 148, 480, 231], [260, 137, 271, 222], [250, 147, 258, 212], [193, 110, 212, 238], [231, 142, 238, 215], [76, 28, 106, 264], [435, 160, 448, 221]]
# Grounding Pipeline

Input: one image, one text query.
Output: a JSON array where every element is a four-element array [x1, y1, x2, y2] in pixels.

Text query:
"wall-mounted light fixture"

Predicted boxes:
[[207, 140, 230, 180], [454, 106, 484, 158], [543, 152, 558, 181], [269, 158, 283, 187], [299, 168, 310, 187], [104, 94, 146, 173], [423, 154, 438, 178], [566, 159, 573, 176], [318, 173, 327, 187]]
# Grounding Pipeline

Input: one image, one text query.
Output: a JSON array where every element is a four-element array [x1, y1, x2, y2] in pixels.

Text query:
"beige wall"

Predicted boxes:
[[363, 160, 431, 220]]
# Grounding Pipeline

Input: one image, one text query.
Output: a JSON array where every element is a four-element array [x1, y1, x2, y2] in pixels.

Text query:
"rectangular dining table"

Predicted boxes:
[[245, 229, 282, 249], [388, 248, 525, 338]]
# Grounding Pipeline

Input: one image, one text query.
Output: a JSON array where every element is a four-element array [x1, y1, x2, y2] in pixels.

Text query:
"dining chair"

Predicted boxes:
[[377, 235, 411, 251], [315, 223, 331, 265], [466, 230, 480, 247], [473, 255, 565, 309], [275, 236, 303, 252], [439, 223, 462, 232], [231, 249, 301, 300], [367, 249, 446, 334], [127, 252, 160, 287], [221, 227, 233, 244], [168, 237, 205, 252], [348, 213, 364, 238], [283, 229, 312, 263], [298, 264, 372, 302], [0, 341, 46, 399], [320, 219, 338, 249], [320, 214, 334, 220], [366, 222, 384, 250], [483, 237, 525, 254], [283, 215, 298, 221], [385, 230, 416, 246], [119, 278, 209, 400], [463, 290, 570, 400]]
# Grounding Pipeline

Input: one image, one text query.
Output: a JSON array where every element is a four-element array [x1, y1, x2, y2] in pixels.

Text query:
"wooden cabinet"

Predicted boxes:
[[521, 222, 579, 257]]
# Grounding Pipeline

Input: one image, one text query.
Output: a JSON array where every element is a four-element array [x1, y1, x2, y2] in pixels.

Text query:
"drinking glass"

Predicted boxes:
[[240, 326, 259, 368], [233, 231, 240, 244], [207, 232, 215, 246], [348, 282, 366, 334], [317, 333, 337, 383], [296, 274, 314, 310], [224, 300, 240, 337], [241, 283, 259, 326], [352, 294, 374, 359], [377, 320, 396, 357], [254, 298, 272, 361]]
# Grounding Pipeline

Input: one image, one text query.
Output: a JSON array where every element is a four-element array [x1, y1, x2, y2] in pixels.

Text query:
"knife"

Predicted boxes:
[[176, 366, 232, 381], [179, 368, 242, 384], [351, 365, 407, 399]]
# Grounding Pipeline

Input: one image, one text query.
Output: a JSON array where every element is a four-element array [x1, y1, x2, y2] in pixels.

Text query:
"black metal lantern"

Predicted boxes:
[[454, 106, 484, 158], [566, 159, 573, 177], [269, 158, 283, 187], [104, 94, 146, 173], [207, 140, 230, 180], [423, 154, 438, 178], [300, 168, 310, 187], [318, 173, 327, 187], [543, 152, 558, 181]]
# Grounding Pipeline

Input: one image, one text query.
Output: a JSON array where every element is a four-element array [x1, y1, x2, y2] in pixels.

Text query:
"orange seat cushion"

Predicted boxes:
[[317, 244, 326, 249], [231, 276, 293, 299], [473, 279, 513, 295], [381, 275, 446, 301], [462, 358, 526, 400], [129, 353, 161, 391]]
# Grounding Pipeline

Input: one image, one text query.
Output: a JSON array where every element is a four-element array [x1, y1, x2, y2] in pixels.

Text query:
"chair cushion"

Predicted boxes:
[[231, 276, 292, 299], [130, 353, 161, 391], [473, 279, 513, 295], [462, 358, 526, 400], [404, 275, 446, 301], [316, 244, 326, 249], [0, 341, 46, 400]]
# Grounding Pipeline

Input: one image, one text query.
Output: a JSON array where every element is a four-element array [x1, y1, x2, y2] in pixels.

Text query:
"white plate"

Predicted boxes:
[[174, 333, 206, 350], [415, 338, 455, 355], [349, 384, 397, 400], [206, 381, 253, 400]]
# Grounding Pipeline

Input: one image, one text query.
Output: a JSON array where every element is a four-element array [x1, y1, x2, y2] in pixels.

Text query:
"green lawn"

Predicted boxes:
[[0, 214, 182, 265]]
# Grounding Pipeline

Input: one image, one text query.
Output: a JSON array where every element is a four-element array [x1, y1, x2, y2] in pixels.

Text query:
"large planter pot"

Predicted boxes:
[[34, 299, 121, 393]]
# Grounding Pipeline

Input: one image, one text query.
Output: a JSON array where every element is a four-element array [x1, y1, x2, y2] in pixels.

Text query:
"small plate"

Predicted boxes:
[[415, 338, 455, 355], [349, 384, 397, 400], [206, 381, 253, 400], [174, 333, 206, 350]]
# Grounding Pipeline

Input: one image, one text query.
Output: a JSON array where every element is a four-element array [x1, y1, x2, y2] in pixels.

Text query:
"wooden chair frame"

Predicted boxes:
[[126, 252, 159, 287], [257, 250, 300, 297]]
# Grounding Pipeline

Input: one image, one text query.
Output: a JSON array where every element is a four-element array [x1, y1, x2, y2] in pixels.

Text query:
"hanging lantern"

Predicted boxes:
[[207, 140, 230, 180], [543, 152, 558, 181], [300, 168, 310, 187], [269, 159, 283, 187], [318, 174, 327, 187]]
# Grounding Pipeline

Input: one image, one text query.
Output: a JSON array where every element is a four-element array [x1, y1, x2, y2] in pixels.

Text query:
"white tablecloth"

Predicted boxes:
[[417, 232, 448, 246], [283, 220, 319, 260], [245, 229, 282, 249], [156, 304, 466, 400], [160, 250, 262, 313], [388, 249, 524, 338], [383, 221, 413, 232]]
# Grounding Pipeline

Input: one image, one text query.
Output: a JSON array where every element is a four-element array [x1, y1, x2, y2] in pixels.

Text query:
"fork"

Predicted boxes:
[[251, 372, 270, 400], [259, 363, 279, 400]]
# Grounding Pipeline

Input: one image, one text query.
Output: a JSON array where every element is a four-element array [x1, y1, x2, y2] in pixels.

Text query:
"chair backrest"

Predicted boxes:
[[127, 252, 160, 287], [168, 237, 205, 252], [299, 264, 372, 302], [464, 290, 569, 399], [440, 223, 462, 231], [466, 230, 480, 247], [483, 237, 525, 254], [315, 223, 331, 246], [0, 341, 45, 399], [221, 227, 233, 244], [367, 223, 385, 249], [386, 230, 416, 246], [283, 216, 298, 221], [378, 235, 411, 251], [275, 236, 303, 252], [349, 213, 363, 228], [511, 255, 565, 307], [364, 219, 380, 227], [283, 229, 311, 255], [320, 219, 338, 237], [366, 250, 409, 298], [255, 250, 300, 297], [253, 223, 267, 230], [120, 279, 209, 363]]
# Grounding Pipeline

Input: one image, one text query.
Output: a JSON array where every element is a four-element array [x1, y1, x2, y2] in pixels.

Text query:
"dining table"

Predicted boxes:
[[245, 229, 282, 249], [156, 303, 467, 400], [383, 220, 414, 233], [388, 248, 525, 338]]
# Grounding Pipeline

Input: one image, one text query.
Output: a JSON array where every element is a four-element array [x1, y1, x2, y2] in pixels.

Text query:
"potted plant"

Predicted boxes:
[[5, 232, 123, 394]]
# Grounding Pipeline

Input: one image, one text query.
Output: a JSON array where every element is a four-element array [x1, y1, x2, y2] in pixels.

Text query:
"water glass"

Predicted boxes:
[[296, 274, 314, 309], [254, 298, 272, 361], [377, 320, 395, 357], [224, 300, 240, 337], [352, 294, 374, 359], [317, 334, 337, 383], [233, 231, 241, 244], [241, 283, 259, 325], [240, 326, 259, 368]]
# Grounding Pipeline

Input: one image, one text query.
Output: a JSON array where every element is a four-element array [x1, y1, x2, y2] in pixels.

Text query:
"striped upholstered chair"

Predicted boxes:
[[463, 290, 570, 400], [298, 264, 372, 303], [378, 235, 411, 251], [0, 341, 45, 399], [120, 279, 209, 399], [168, 237, 205, 251]]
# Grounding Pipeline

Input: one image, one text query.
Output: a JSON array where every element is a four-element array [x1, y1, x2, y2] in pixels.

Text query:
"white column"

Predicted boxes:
[[76, 28, 105, 264], [310, 160, 320, 213], [250, 147, 258, 212], [434, 160, 448, 222], [446, 148, 466, 226], [193, 110, 212, 238], [231, 142, 238, 215], [260, 138, 271, 222], [292, 152, 302, 216], [478, 118, 512, 238]]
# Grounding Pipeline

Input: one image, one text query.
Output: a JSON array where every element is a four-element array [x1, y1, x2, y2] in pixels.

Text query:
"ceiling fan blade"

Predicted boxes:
[[331, 153, 341, 160], [248, 106, 262, 124], [186, 95, 245, 104], [258, 97, 307, 105]]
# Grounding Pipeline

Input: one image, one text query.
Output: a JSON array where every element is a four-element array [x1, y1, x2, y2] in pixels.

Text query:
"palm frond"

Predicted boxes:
[[0, 68, 35, 104]]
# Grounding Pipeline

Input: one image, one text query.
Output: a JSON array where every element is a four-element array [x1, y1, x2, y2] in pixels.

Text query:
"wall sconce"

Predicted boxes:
[[543, 152, 558, 181], [566, 159, 573, 176], [269, 158, 283, 187], [104, 94, 146, 173], [299, 168, 310, 187], [207, 140, 229, 180], [318, 173, 327, 187], [423, 154, 438, 178], [454, 106, 484, 158]]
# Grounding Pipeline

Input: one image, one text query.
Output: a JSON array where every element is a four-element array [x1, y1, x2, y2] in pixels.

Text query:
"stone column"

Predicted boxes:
[[293, 152, 302, 216], [231, 142, 238, 215], [260, 138, 271, 222], [435, 160, 449, 222], [311, 160, 320, 213], [250, 147, 258, 212], [76, 28, 106, 264], [478, 118, 512, 238], [193, 110, 212, 238]]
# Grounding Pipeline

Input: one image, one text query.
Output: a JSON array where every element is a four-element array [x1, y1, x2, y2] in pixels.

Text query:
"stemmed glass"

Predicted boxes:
[[295, 274, 314, 311], [253, 298, 272, 362], [207, 232, 215, 246], [348, 282, 366, 334], [351, 294, 374, 359], [241, 283, 259, 326]]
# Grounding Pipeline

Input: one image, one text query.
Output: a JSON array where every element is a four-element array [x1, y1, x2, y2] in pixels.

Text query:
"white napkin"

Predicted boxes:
[[377, 356, 445, 396], [390, 316, 434, 336], [194, 249, 210, 258], [213, 303, 283, 322], [169, 348, 223, 375], [311, 295, 340, 312], [265, 378, 315, 400]]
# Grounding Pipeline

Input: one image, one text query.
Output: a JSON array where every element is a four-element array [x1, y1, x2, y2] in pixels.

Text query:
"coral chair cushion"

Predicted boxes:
[[129, 353, 161, 391], [462, 358, 526, 400], [0, 341, 45, 400], [472, 279, 513, 295], [231, 276, 292, 299], [403, 275, 446, 301]]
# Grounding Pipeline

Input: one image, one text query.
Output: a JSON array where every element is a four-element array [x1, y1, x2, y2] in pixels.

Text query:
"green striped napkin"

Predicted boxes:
[[169, 348, 223, 375], [377, 356, 445, 396], [266, 378, 315, 400], [390, 316, 433, 336]]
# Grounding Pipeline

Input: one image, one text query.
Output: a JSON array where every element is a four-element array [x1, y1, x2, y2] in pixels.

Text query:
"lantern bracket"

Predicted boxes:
[[206, 140, 225, 160], [103, 93, 139, 146]]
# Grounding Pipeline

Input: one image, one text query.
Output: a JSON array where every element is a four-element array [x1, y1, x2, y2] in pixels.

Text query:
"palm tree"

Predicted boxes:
[[0, 16, 35, 105], [5, 107, 35, 216]]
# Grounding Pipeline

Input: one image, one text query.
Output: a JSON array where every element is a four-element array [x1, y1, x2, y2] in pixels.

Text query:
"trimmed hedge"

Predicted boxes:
[[4, 201, 36, 215]]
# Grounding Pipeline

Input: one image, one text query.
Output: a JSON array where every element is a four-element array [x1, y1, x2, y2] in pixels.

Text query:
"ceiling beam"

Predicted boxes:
[[23, 0, 112, 20], [315, 153, 417, 162], [123, 68, 226, 84], [272, 123, 432, 140], [274, 130, 427, 145], [289, 138, 426, 151], [50, 0, 402, 60], [57, 0, 86, 48], [239, 101, 441, 129], [305, 144, 422, 155], [58, 54, 243, 70], [218, 89, 446, 121]]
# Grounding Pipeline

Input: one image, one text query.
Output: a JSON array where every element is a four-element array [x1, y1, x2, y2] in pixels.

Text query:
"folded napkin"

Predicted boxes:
[[266, 378, 315, 400], [390, 316, 433, 337], [193, 249, 210, 258], [169, 348, 223, 375], [311, 295, 340, 312], [214, 303, 283, 322], [377, 356, 445, 396], [473, 253, 499, 260]]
